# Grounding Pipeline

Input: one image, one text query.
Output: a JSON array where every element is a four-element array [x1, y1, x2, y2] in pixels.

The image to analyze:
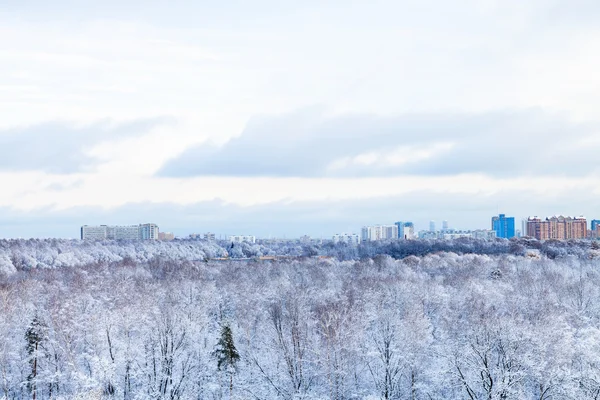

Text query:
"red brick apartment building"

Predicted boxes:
[[526, 216, 587, 240]]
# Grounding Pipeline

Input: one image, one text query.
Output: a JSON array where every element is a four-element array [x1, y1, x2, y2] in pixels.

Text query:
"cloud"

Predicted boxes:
[[158, 108, 600, 178], [0, 116, 175, 173], [2, 185, 600, 239]]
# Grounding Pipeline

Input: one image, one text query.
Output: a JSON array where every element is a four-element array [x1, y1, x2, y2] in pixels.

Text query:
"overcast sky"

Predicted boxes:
[[1, 0, 600, 239]]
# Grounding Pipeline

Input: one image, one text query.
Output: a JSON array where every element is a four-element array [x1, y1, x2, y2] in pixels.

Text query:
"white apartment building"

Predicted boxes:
[[139, 223, 159, 240], [472, 230, 497, 240], [332, 233, 360, 245], [442, 230, 497, 240], [107, 225, 140, 240], [361, 225, 399, 241], [80, 225, 109, 241], [81, 223, 160, 240], [228, 235, 256, 244], [399, 224, 415, 239], [204, 232, 216, 241]]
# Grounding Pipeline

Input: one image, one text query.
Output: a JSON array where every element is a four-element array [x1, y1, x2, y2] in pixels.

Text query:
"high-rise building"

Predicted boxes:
[[429, 221, 436, 232], [491, 214, 516, 239], [526, 216, 587, 240], [401, 222, 415, 239], [394, 221, 404, 238], [139, 223, 159, 240], [394, 221, 415, 239], [442, 220, 449, 231], [361, 225, 399, 241], [81, 223, 159, 240], [592, 220, 600, 232]]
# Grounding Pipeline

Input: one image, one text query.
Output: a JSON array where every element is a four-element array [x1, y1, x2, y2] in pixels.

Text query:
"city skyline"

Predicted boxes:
[[66, 211, 597, 241], [2, 1, 600, 238]]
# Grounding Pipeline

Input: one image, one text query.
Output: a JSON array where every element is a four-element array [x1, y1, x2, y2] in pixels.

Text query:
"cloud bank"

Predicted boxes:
[[159, 109, 600, 178], [0, 117, 174, 173]]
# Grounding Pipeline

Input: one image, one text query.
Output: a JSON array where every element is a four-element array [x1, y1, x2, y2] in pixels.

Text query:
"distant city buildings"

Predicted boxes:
[[332, 233, 360, 245], [418, 230, 438, 239], [139, 223, 159, 240], [472, 229, 497, 240], [81, 223, 159, 241], [204, 232, 216, 241], [418, 228, 496, 240], [158, 232, 175, 241], [228, 235, 256, 244], [395, 221, 415, 239], [429, 221, 436, 232], [526, 216, 587, 240], [361, 225, 399, 241], [491, 214, 516, 239], [441, 229, 496, 240]]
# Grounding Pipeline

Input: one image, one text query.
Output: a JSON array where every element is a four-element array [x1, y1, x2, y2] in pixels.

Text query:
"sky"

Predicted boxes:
[[1, 0, 600, 238]]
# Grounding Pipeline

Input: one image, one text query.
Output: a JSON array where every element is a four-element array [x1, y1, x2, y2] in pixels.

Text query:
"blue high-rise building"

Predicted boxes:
[[592, 220, 600, 231], [491, 214, 515, 239], [394, 221, 403, 238], [395, 221, 415, 239]]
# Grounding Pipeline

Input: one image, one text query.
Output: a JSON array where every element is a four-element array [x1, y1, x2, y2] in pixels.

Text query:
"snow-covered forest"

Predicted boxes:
[[0, 236, 597, 275], [2, 239, 600, 398]]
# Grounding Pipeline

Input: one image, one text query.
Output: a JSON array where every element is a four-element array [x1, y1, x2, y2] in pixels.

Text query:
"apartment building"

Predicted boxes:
[[228, 235, 256, 244], [158, 232, 175, 241], [526, 216, 587, 240], [361, 225, 399, 241], [332, 233, 360, 245], [81, 223, 160, 240], [491, 214, 516, 238], [394, 221, 415, 239]]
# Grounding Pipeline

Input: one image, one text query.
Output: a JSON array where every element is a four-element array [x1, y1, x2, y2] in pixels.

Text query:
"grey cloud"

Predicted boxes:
[[158, 108, 600, 178], [0, 116, 175, 173]]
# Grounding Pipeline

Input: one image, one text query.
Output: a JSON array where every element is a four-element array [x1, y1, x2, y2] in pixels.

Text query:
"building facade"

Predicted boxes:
[[332, 233, 360, 245], [158, 232, 175, 241], [204, 232, 216, 241], [361, 225, 399, 241], [441, 230, 496, 240], [80, 225, 109, 241], [394, 221, 415, 239], [108, 225, 140, 240], [228, 235, 256, 244], [81, 223, 160, 240], [526, 216, 587, 240], [139, 223, 159, 240], [491, 214, 516, 238], [472, 229, 497, 240]]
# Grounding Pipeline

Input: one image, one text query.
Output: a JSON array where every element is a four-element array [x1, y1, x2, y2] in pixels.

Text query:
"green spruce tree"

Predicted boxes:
[[213, 323, 240, 397], [25, 315, 46, 400]]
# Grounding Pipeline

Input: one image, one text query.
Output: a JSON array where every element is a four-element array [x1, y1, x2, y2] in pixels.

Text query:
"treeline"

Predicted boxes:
[[1, 252, 600, 398], [0, 237, 598, 275]]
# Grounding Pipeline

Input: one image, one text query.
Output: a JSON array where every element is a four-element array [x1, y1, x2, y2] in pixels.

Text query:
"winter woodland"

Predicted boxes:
[[0, 237, 600, 399]]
